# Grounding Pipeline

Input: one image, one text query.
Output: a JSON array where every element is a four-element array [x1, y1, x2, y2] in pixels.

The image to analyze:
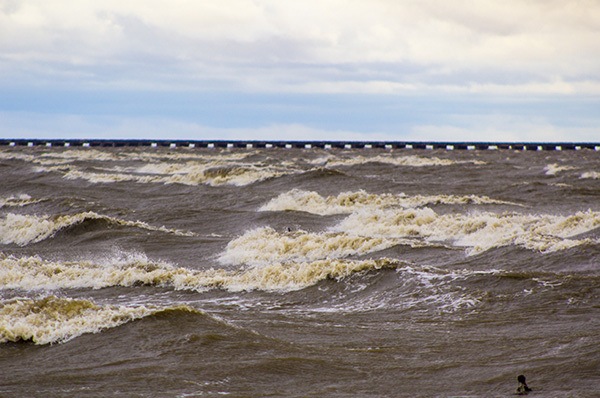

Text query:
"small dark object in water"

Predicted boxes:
[[516, 374, 532, 395]]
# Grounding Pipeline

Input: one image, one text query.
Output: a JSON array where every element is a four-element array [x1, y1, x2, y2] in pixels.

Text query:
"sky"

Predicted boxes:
[[1, 0, 599, 142]]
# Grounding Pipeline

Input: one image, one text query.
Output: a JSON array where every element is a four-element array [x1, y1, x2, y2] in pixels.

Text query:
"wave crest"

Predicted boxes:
[[580, 171, 600, 179], [0, 194, 42, 208], [0, 254, 402, 293], [323, 154, 485, 168], [260, 189, 518, 215], [0, 212, 195, 246], [544, 163, 576, 176], [219, 226, 395, 266], [0, 295, 197, 345], [334, 208, 600, 255], [37, 156, 293, 186]]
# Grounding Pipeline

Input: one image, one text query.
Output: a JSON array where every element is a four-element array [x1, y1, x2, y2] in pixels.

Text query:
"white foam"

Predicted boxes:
[[580, 171, 600, 179], [0, 212, 195, 246], [40, 149, 120, 162], [544, 163, 576, 176], [259, 189, 519, 215], [0, 151, 35, 162], [12, 148, 285, 187], [41, 161, 292, 186], [218, 226, 396, 266], [309, 265, 486, 314], [333, 208, 600, 255], [0, 194, 41, 208], [324, 154, 485, 168], [0, 254, 403, 293], [0, 213, 72, 246], [34, 149, 251, 164], [62, 169, 142, 184], [0, 295, 197, 345]]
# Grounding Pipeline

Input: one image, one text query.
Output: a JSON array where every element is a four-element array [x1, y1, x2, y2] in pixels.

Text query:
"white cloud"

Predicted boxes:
[[2, 0, 600, 95]]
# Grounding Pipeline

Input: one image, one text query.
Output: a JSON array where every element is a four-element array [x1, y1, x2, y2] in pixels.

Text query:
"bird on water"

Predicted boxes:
[[516, 374, 532, 395]]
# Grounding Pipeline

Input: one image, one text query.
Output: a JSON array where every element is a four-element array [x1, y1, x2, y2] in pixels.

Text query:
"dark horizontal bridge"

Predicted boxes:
[[1, 139, 599, 151]]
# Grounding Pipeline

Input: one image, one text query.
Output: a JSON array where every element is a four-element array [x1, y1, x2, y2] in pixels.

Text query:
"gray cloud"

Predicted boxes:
[[1, 1, 599, 95]]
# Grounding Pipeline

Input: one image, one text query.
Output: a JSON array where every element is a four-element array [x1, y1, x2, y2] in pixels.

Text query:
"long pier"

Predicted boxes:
[[0, 139, 599, 151]]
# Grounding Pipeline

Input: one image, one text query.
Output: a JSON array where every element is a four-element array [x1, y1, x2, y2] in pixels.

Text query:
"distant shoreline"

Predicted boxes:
[[1, 139, 599, 151]]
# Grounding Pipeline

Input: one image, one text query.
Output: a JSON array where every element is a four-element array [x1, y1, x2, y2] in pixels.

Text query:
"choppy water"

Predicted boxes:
[[0, 146, 599, 397]]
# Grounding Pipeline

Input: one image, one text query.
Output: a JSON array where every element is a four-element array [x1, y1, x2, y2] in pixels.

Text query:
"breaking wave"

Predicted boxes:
[[20, 150, 490, 187], [0, 212, 195, 246], [0, 148, 252, 163], [16, 149, 297, 186], [544, 163, 576, 176], [259, 189, 519, 215], [39, 162, 290, 186], [321, 154, 485, 168], [0, 254, 402, 293], [580, 171, 600, 179], [0, 295, 198, 345], [333, 208, 600, 255], [317, 265, 487, 313], [257, 190, 598, 255], [218, 226, 401, 266], [36, 148, 252, 163], [0, 194, 43, 208]]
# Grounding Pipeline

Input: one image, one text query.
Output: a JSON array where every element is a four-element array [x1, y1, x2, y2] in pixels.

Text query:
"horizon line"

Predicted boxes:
[[1, 139, 599, 151]]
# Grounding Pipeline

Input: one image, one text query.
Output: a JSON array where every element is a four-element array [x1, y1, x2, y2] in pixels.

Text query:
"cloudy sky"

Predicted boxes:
[[1, 0, 599, 142]]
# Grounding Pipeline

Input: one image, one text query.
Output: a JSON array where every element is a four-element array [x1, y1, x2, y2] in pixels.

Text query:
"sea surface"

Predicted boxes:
[[0, 145, 599, 397]]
